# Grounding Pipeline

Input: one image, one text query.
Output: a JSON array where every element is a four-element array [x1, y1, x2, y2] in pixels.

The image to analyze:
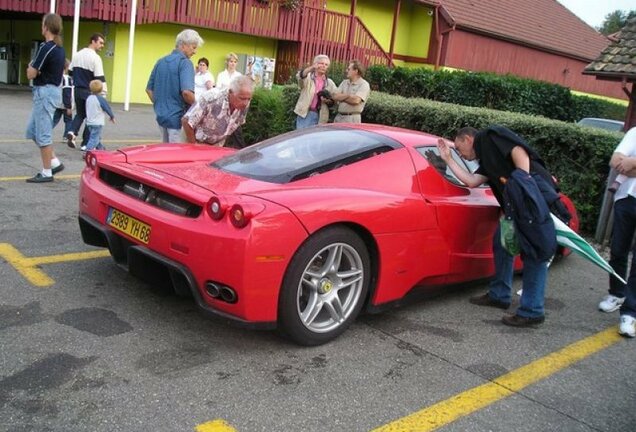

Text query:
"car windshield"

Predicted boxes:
[[211, 127, 402, 183]]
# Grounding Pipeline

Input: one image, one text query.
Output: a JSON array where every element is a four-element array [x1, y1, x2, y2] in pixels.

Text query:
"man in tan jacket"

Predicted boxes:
[[293, 54, 337, 129]]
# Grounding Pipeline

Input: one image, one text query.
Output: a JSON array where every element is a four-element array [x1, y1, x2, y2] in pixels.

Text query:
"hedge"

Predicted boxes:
[[365, 65, 626, 123], [242, 85, 622, 233]]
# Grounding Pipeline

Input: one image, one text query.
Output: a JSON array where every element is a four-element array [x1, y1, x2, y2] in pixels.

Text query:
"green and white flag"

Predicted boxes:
[[551, 214, 626, 284]]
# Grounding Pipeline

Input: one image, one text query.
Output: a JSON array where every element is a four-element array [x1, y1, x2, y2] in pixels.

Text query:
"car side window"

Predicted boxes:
[[416, 146, 477, 186]]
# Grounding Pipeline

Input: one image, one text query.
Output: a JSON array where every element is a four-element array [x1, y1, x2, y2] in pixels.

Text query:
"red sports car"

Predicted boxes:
[[78, 124, 578, 345]]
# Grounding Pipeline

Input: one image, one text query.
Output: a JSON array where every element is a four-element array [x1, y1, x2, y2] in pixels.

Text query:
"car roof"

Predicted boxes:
[[321, 123, 441, 147], [577, 118, 625, 132]]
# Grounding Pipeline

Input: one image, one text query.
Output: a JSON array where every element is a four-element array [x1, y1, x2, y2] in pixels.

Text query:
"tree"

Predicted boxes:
[[597, 9, 636, 35]]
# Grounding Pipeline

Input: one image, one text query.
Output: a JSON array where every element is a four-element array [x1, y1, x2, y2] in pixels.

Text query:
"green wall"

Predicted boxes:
[[326, 0, 433, 61], [110, 23, 277, 104]]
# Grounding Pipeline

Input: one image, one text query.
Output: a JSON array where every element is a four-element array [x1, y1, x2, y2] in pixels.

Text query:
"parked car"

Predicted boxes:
[[576, 117, 624, 132], [78, 124, 579, 345]]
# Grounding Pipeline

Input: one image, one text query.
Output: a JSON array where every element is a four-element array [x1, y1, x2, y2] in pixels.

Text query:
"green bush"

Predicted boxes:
[[250, 86, 621, 233], [241, 87, 290, 144], [365, 65, 626, 123]]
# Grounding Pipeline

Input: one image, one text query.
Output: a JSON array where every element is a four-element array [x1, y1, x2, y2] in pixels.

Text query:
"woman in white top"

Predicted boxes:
[[194, 57, 214, 101], [216, 52, 242, 91]]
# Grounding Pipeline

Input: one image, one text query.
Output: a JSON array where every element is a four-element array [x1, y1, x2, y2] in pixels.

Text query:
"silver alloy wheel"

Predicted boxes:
[[296, 242, 365, 333]]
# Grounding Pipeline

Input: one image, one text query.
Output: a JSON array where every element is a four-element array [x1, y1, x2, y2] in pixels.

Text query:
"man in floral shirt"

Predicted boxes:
[[182, 75, 253, 146]]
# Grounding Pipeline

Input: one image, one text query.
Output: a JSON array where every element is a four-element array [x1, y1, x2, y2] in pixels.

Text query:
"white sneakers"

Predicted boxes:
[[619, 315, 636, 338], [597, 295, 633, 338], [66, 131, 77, 149], [598, 294, 625, 313]]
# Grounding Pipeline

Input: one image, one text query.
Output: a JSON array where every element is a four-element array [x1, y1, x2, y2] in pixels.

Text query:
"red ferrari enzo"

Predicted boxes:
[[78, 124, 578, 345]]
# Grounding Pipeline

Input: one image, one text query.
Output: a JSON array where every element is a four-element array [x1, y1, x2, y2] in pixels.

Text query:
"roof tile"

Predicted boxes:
[[438, 0, 610, 60], [584, 17, 636, 79]]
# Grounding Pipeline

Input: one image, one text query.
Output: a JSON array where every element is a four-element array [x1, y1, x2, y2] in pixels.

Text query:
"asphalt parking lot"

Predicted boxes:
[[1, 87, 635, 432]]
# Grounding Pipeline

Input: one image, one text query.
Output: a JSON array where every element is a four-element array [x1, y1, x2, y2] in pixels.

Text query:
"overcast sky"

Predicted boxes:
[[557, 0, 635, 29]]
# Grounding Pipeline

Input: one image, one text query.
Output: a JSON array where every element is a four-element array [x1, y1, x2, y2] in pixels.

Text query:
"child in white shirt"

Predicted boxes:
[[83, 79, 115, 151]]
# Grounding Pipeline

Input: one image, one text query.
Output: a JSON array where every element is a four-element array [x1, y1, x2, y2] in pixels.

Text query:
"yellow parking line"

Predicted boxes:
[[195, 419, 237, 432], [0, 174, 80, 181], [0, 243, 110, 287], [193, 328, 622, 432], [372, 327, 622, 432]]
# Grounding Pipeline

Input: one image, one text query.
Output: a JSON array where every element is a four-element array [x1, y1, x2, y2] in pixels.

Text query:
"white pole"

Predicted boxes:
[[50, 0, 56, 13], [124, 0, 138, 111], [72, 0, 80, 56]]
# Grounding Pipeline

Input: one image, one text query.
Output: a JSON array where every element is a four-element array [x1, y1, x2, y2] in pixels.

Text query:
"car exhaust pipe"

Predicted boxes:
[[205, 282, 221, 298], [219, 286, 238, 303]]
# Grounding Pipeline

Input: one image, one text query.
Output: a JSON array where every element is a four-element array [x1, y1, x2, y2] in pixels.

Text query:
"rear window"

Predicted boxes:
[[212, 127, 402, 183]]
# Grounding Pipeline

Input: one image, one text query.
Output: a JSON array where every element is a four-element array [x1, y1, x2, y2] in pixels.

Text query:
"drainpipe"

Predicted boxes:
[[622, 77, 632, 99], [434, 6, 454, 70], [624, 77, 635, 131], [388, 0, 401, 63]]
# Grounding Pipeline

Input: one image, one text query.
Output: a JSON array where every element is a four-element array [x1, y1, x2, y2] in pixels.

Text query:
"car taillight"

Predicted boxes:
[[209, 196, 264, 228], [207, 196, 226, 220], [229, 204, 249, 228], [85, 152, 97, 170], [229, 202, 265, 228]]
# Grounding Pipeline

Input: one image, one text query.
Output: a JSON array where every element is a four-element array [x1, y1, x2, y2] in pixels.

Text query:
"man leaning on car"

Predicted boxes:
[[437, 125, 565, 328], [181, 75, 254, 147]]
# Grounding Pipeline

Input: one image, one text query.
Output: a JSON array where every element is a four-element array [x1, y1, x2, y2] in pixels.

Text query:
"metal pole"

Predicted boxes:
[[72, 0, 80, 56], [124, 0, 138, 111], [50, 0, 56, 13], [595, 168, 617, 245]]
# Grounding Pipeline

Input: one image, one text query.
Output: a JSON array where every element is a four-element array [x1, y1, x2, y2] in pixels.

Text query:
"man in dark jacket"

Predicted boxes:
[[437, 125, 557, 327]]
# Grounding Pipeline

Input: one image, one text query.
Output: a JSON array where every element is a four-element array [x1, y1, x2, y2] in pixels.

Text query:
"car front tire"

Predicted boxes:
[[278, 227, 370, 346]]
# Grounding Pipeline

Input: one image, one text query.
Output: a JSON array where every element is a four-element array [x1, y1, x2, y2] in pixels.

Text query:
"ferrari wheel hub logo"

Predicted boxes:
[[319, 279, 333, 294]]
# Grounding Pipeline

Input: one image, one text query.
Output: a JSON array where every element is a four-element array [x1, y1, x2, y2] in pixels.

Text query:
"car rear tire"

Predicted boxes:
[[278, 227, 370, 346]]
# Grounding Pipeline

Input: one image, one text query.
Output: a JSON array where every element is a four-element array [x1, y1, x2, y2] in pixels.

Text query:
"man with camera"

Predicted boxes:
[[293, 54, 337, 129]]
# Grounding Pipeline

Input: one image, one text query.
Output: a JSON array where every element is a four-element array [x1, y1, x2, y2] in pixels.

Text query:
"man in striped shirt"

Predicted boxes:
[[66, 33, 107, 149]]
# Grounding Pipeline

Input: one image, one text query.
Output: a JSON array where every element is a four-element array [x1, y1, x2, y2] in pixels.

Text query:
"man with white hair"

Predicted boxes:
[[182, 75, 254, 147], [146, 29, 203, 143], [293, 54, 337, 129]]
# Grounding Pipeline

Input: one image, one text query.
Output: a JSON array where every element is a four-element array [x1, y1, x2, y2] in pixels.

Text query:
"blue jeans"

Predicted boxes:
[[85, 125, 105, 150], [26, 85, 61, 147], [53, 108, 72, 138], [611, 197, 636, 318], [295, 111, 319, 129], [488, 225, 549, 318], [159, 126, 182, 143]]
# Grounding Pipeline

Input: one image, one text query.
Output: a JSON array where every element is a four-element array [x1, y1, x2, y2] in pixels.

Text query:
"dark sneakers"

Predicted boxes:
[[26, 173, 53, 183], [501, 314, 545, 327], [469, 293, 510, 310], [52, 163, 65, 175]]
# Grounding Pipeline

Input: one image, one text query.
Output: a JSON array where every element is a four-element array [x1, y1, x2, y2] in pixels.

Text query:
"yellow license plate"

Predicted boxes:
[[107, 208, 152, 244]]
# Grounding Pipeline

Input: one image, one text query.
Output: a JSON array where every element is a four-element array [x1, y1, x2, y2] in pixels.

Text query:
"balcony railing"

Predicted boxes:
[[1, 0, 392, 69]]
